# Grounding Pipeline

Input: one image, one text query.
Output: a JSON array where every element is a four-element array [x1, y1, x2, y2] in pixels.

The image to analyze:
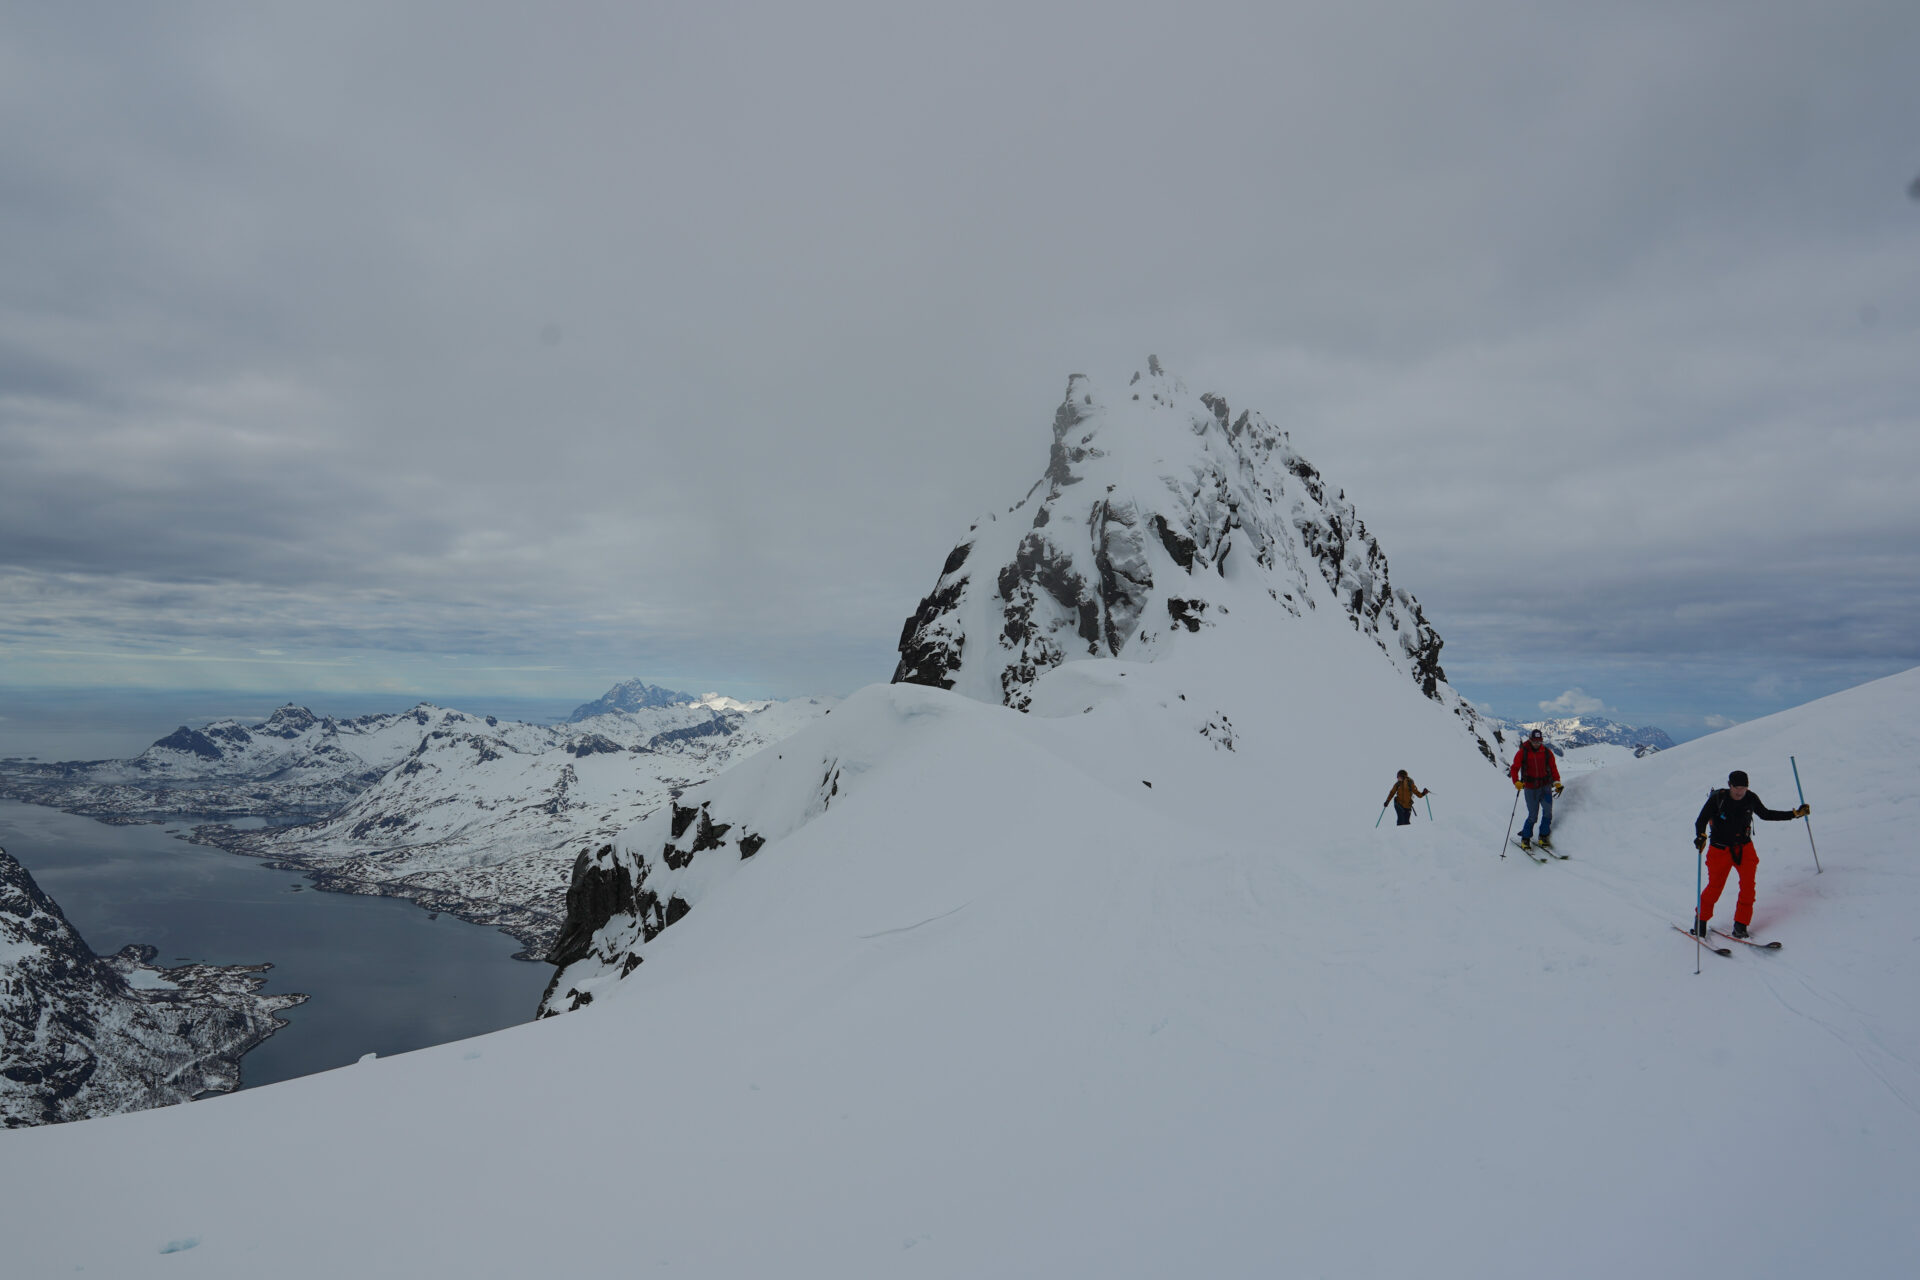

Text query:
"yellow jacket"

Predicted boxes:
[[1386, 777, 1429, 808]]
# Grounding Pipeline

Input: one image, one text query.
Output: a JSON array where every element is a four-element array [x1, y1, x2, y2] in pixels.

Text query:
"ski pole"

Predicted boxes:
[[1375, 804, 1386, 828], [1425, 794, 1434, 821], [1693, 836, 1703, 976], [1500, 785, 1520, 858], [1790, 755, 1821, 873]]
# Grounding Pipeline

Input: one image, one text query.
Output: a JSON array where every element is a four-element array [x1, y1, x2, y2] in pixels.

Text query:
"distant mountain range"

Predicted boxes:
[[0, 684, 834, 956], [1488, 714, 1674, 758]]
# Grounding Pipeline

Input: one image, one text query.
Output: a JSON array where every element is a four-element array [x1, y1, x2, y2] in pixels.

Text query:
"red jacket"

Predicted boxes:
[[1509, 741, 1561, 788]]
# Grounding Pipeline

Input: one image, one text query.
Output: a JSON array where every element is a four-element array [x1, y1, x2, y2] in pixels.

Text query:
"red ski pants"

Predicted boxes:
[[1698, 843, 1758, 927]]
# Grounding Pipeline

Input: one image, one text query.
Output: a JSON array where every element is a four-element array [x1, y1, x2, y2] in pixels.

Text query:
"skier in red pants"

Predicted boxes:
[[1692, 770, 1808, 938]]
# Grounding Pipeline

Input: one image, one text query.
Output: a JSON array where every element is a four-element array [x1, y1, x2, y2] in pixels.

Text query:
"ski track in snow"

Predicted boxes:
[[856, 902, 970, 940]]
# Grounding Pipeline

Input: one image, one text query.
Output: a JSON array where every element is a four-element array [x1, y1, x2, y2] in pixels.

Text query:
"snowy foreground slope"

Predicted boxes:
[[3, 366, 1912, 1275], [3, 642, 1915, 1276]]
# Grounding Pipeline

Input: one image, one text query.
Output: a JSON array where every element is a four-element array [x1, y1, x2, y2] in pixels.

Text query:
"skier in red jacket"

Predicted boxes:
[[1691, 770, 1809, 939], [1508, 729, 1563, 851]]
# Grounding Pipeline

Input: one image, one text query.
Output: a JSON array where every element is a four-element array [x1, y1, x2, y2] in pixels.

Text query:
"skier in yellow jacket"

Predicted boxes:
[[1383, 769, 1430, 826]]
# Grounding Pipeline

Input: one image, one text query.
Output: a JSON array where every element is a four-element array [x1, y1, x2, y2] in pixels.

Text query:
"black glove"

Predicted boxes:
[[1693, 835, 1707, 853]]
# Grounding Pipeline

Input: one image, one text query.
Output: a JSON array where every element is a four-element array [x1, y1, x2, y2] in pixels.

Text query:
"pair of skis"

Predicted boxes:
[[1672, 924, 1784, 957], [1511, 837, 1567, 863]]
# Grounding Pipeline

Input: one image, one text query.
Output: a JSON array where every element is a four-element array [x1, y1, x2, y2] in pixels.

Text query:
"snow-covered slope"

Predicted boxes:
[[1, 369, 1910, 1274], [1, 848, 303, 1127], [3, 653, 1914, 1275]]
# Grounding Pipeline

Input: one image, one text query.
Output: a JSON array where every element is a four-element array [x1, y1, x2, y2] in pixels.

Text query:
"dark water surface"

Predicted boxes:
[[0, 798, 551, 1089]]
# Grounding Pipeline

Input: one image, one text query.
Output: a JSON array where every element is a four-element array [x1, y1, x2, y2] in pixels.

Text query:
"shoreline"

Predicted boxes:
[[0, 779, 564, 961]]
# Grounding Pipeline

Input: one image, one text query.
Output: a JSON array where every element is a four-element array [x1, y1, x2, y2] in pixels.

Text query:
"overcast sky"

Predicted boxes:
[[3, 1, 1917, 740]]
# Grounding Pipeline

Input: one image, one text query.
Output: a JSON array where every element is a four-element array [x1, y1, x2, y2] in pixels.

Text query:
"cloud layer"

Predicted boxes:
[[4, 2, 1917, 731]]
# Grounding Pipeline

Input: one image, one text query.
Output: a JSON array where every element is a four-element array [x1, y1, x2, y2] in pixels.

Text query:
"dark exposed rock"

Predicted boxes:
[[543, 845, 635, 968], [1167, 598, 1208, 632], [1152, 513, 1197, 571], [690, 808, 733, 853], [153, 728, 224, 761], [645, 716, 734, 751], [891, 573, 970, 690]]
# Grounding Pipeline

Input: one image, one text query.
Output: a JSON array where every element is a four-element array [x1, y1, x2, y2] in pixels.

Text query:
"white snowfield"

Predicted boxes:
[[2, 601, 1914, 1274]]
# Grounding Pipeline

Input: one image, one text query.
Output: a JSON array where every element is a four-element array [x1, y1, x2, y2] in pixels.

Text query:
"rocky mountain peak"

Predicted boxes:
[[566, 679, 696, 722], [260, 705, 321, 738], [893, 360, 1496, 760]]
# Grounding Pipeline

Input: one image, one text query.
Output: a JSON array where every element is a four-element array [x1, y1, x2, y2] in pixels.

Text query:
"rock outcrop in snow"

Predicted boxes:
[[892, 360, 1496, 760], [1, 846, 304, 1128]]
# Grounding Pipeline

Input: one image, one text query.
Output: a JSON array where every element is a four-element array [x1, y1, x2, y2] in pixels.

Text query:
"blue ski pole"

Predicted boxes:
[[1790, 755, 1822, 873], [1425, 794, 1433, 821], [1375, 804, 1386, 828]]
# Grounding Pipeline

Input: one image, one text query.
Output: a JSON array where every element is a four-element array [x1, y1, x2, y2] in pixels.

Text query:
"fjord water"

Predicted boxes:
[[0, 798, 551, 1089]]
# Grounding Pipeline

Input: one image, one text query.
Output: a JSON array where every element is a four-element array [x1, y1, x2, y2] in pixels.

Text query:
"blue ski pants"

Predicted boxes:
[[1518, 785, 1553, 840]]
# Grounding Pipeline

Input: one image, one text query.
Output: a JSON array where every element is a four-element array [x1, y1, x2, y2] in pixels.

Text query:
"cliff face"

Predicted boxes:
[[891, 360, 1495, 759], [0, 846, 305, 1127]]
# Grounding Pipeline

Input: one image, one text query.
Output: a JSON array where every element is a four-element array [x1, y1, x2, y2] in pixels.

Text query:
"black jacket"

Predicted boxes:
[[1695, 788, 1797, 848]]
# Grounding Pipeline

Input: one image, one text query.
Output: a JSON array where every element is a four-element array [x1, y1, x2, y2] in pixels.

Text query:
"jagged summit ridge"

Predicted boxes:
[[893, 360, 1495, 759]]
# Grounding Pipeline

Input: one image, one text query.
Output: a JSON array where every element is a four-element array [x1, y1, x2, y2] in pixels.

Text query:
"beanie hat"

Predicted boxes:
[[1528, 729, 1544, 741], [1728, 770, 1749, 787]]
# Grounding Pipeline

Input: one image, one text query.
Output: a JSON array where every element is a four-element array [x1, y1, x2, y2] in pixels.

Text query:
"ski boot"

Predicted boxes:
[[1731, 922, 1750, 939], [1536, 835, 1554, 852]]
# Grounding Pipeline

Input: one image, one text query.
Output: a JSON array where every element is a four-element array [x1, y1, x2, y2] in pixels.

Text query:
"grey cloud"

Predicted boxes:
[[2, 1, 1917, 720]]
